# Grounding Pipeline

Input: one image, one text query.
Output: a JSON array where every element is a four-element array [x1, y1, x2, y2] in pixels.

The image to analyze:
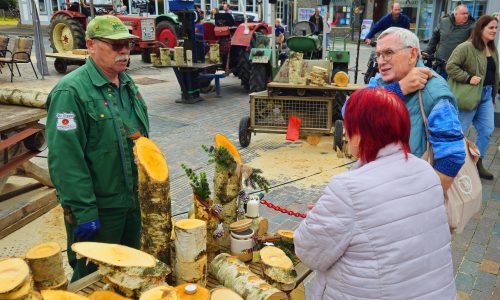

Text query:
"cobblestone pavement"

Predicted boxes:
[[0, 47, 499, 299]]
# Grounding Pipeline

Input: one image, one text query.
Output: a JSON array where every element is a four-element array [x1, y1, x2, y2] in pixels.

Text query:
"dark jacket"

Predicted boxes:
[[309, 14, 323, 34], [365, 12, 410, 39], [425, 15, 474, 61]]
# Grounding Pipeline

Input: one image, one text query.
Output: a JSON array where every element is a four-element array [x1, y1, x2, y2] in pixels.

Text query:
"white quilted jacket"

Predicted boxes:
[[294, 144, 456, 300]]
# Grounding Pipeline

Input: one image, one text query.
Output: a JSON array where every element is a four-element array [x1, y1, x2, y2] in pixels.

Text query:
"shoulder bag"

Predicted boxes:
[[418, 90, 482, 234]]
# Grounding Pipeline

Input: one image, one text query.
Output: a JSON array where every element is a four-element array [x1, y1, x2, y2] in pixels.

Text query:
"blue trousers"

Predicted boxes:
[[459, 85, 494, 159]]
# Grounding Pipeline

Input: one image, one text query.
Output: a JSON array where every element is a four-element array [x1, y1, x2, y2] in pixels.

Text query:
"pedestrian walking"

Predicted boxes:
[[309, 8, 323, 34]]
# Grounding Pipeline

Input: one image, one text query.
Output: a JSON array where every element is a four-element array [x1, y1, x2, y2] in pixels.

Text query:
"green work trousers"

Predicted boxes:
[[65, 207, 141, 282]]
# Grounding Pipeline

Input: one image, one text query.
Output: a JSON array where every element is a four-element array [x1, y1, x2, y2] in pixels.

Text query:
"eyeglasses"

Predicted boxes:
[[375, 46, 412, 62], [94, 38, 134, 51]]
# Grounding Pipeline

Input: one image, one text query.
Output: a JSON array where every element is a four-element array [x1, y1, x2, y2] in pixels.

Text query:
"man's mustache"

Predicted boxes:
[[115, 55, 130, 62]]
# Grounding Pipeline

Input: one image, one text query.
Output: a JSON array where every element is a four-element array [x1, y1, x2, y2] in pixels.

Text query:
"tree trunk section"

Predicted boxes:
[[259, 246, 297, 292], [208, 253, 287, 300], [192, 195, 220, 262], [0, 88, 48, 108], [134, 138, 172, 267], [25, 242, 66, 290], [174, 219, 207, 286], [213, 162, 241, 248]]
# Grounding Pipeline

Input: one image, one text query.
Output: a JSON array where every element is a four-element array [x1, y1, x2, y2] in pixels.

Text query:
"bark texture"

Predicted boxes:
[[25, 242, 66, 290], [173, 219, 207, 286], [259, 246, 297, 292], [192, 195, 220, 262]]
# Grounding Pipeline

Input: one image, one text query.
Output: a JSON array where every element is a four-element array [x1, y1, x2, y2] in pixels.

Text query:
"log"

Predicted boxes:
[[174, 219, 207, 286], [0, 277, 33, 300], [139, 285, 177, 300], [160, 48, 171, 66], [40, 290, 89, 300], [25, 242, 66, 290], [0, 258, 30, 294], [208, 44, 220, 64], [209, 288, 242, 300], [208, 253, 287, 300], [192, 195, 220, 262], [0, 88, 48, 108], [186, 50, 193, 67], [259, 246, 297, 292], [288, 52, 303, 85], [174, 47, 184, 66], [133, 137, 172, 266], [71, 242, 156, 268]]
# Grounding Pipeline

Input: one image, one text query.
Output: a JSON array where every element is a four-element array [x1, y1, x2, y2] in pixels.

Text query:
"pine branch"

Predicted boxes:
[[244, 168, 270, 192], [181, 164, 211, 200], [202, 144, 237, 170]]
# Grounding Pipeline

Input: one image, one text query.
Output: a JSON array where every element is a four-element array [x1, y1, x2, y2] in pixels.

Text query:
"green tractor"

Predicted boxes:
[[155, 12, 181, 48], [247, 31, 279, 93], [327, 33, 350, 78], [286, 21, 322, 59]]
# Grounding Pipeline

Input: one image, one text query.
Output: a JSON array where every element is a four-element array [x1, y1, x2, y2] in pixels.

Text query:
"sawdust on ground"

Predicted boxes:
[[247, 134, 353, 188]]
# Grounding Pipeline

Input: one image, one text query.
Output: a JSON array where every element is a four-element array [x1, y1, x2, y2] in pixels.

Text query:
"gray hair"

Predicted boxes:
[[454, 4, 468, 14], [378, 27, 420, 52]]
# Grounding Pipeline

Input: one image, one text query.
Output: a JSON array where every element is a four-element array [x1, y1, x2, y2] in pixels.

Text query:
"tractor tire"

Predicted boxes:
[[333, 119, 343, 150], [239, 116, 252, 148], [238, 53, 251, 92], [249, 63, 268, 93], [49, 14, 85, 53], [156, 20, 178, 48], [54, 58, 67, 74], [141, 47, 152, 63], [333, 91, 347, 122]]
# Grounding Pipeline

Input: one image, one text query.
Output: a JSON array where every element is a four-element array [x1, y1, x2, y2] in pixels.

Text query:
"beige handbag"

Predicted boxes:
[[418, 91, 482, 234]]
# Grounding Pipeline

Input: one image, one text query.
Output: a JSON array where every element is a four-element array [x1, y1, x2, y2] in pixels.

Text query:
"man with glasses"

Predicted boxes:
[[46, 15, 150, 281], [366, 27, 465, 192]]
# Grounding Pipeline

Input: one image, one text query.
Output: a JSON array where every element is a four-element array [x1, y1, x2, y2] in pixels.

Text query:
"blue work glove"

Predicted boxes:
[[74, 219, 101, 241]]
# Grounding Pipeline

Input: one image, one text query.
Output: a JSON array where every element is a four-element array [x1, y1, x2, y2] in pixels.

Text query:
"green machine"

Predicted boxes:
[[327, 33, 350, 77]]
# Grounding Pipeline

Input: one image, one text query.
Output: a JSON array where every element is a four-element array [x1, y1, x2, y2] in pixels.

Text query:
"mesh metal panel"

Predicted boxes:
[[252, 94, 333, 131]]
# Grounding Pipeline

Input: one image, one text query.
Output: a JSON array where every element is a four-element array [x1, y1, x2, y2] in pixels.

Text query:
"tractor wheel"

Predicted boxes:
[[141, 47, 152, 63], [49, 14, 85, 53], [333, 119, 343, 150], [333, 91, 347, 122], [249, 63, 268, 93], [54, 58, 67, 74], [239, 116, 252, 148], [238, 52, 251, 92], [157, 20, 178, 48]]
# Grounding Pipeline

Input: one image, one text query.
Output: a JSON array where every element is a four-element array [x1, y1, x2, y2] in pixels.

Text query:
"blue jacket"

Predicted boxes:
[[365, 13, 410, 39], [367, 62, 465, 177]]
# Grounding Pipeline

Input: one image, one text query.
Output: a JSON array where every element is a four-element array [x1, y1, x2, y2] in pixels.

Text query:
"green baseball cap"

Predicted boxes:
[[86, 15, 138, 40]]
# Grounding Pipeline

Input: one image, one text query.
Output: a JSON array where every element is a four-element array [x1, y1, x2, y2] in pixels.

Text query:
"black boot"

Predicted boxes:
[[477, 158, 494, 180]]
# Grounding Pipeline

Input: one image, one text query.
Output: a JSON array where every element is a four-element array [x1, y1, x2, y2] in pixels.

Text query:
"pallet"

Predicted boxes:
[[68, 255, 311, 298], [0, 176, 57, 239]]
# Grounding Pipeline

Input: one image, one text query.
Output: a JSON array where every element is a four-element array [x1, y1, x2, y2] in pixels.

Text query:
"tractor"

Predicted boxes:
[[201, 13, 275, 92], [155, 13, 181, 48], [48, 1, 158, 66]]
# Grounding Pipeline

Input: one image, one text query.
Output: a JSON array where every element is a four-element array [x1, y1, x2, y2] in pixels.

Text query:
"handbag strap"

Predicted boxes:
[[418, 90, 434, 164]]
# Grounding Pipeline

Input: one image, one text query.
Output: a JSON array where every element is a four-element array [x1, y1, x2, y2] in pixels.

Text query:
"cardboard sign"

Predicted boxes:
[[360, 19, 373, 40]]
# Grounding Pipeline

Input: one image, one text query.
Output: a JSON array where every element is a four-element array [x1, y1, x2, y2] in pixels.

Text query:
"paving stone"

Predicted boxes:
[[494, 223, 500, 237], [471, 227, 491, 246], [493, 192, 500, 201], [473, 272, 497, 293], [454, 249, 466, 274], [479, 260, 499, 274], [469, 289, 492, 300], [456, 272, 475, 293], [466, 244, 486, 263], [460, 260, 481, 276], [457, 291, 470, 300]]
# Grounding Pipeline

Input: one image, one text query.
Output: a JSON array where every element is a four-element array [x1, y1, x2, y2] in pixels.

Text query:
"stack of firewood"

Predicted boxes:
[[306, 66, 328, 86]]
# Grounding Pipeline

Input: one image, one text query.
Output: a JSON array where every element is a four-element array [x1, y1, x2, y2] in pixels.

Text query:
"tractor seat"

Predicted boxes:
[[214, 13, 235, 27]]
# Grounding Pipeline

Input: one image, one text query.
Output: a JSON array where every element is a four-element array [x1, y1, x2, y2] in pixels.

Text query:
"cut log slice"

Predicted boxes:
[[0, 258, 31, 294], [88, 291, 131, 300], [25, 243, 65, 288], [0, 278, 32, 300], [259, 246, 297, 291], [214, 134, 242, 164], [174, 284, 209, 300], [276, 230, 294, 242], [139, 285, 178, 300], [36, 277, 68, 291], [208, 254, 287, 300], [210, 288, 242, 300], [40, 290, 89, 300], [71, 242, 156, 268]]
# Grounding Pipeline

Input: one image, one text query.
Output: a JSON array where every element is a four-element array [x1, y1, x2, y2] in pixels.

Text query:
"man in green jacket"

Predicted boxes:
[[46, 15, 149, 282], [423, 5, 474, 78]]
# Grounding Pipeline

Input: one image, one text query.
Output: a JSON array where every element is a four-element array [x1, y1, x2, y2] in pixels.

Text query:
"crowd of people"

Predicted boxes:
[[44, 2, 499, 298]]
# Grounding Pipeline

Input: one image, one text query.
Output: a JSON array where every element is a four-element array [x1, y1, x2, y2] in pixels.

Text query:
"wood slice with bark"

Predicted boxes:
[[25, 242, 66, 290], [173, 219, 207, 286], [0, 277, 33, 300], [139, 285, 178, 300], [259, 246, 297, 292], [133, 137, 172, 266], [0, 258, 31, 294], [208, 253, 287, 300]]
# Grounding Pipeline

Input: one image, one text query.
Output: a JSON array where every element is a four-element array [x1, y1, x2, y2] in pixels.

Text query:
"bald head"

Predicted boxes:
[[391, 3, 401, 17], [453, 4, 469, 25]]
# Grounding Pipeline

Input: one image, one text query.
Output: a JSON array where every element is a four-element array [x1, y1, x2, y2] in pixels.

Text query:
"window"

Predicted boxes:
[[38, 0, 47, 14]]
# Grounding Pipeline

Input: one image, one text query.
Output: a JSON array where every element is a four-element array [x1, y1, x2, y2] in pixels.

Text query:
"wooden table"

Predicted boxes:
[[67, 256, 311, 299]]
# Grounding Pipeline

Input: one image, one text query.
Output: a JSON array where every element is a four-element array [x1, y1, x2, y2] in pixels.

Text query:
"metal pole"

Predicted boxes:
[[322, 5, 327, 59], [354, 4, 364, 84], [89, 0, 94, 19], [271, 2, 276, 72]]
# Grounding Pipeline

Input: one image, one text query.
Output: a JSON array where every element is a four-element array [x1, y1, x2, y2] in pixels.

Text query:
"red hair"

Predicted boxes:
[[344, 88, 411, 163]]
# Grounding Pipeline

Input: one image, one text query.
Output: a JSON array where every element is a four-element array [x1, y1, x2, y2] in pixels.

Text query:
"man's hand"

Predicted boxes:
[[365, 38, 372, 45], [399, 67, 433, 95], [421, 51, 430, 58], [470, 76, 481, 85], [74, 219, 101, 240], [435, 170, 453, 193]]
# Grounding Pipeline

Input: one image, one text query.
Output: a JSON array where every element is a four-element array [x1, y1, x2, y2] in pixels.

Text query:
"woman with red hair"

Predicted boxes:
[[294, 88, 456, 300]]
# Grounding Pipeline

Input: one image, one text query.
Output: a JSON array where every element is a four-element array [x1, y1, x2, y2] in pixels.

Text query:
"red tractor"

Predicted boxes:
[[201, 13, 271, 91], [48, 2, 158, 69]]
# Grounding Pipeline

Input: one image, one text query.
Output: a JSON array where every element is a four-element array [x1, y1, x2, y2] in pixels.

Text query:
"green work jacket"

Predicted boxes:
[[46, 58, 149, 225]]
